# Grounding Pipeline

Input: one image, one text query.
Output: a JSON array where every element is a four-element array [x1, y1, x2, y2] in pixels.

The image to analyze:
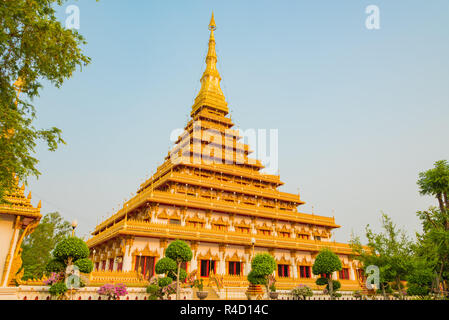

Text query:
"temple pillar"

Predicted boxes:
[[219, 244, 226, 275], [122, 238, 134, 272]]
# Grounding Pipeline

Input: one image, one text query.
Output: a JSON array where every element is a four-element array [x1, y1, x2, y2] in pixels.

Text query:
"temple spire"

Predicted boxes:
[[191, 12, 228, 116]]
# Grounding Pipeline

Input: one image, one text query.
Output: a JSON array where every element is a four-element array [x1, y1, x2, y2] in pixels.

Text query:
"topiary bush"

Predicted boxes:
[[247, 253, 276, 286], [251, 253, 276, 277], [49, 282, 68, 298], [312, 249, 342, 299], [158, 277, 173, 288], [165, 240, 193, 264], [164, 240, 193, 300], [155, 257, 177, 275], [247, 270, 267, 285], [53, 237, 89, 263], [45, 259, 65, 275], [74, 258, 94, 273]]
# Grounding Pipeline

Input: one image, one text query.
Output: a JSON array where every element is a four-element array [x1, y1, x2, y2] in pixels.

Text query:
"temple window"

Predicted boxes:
[[279, 231, 290, 238], [187, 221, 204, 228], [339, 268, 350, 280], [134, 256, 156, 280], [200, 260, 217, 277], [299, 266, 311, 278], [95, 262, 100, 271], [236, 226, 250, 234], [228, 261, 241, 276], [212, 223, 227, 231], [315, 236, 321, 241], [101, 260, 106, 271], [278, 264, 290, 278], [258, 229, 271, 236], [298, 234, 310, 240]]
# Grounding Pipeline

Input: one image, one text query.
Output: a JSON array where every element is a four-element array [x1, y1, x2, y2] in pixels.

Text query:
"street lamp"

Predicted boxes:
[[71, 220, 78, 237]]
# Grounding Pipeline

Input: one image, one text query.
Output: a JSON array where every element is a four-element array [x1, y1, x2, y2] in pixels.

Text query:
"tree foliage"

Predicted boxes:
[[0, 0, 92, 202], [312, 249, 342, 277], [155, 257, 177, 276], [20, 212, 71, 280], [247, 253, 276, 286], [350, 214, 413, 299], [53, 236, 89, 263], [312, 249, 342, 299], [162, 240, 192, 300], [165, 240, 193, 264], [417, 160, 449, 215]]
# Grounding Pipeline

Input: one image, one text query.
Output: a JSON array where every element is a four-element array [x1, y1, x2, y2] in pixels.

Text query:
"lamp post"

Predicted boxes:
[[71, 220, 78, 237]]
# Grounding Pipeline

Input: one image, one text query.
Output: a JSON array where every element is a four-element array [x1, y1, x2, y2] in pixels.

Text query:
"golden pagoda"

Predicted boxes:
[[87, 14, 363, 292]]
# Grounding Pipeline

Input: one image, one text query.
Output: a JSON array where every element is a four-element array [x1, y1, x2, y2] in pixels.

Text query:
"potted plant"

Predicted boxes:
[[291, 284, 313, 300], [193, 279, 208, 300], [246, 254, 276, 300]]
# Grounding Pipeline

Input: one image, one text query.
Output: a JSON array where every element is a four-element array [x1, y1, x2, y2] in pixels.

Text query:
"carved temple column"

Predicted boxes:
[[122, 237, 134, 272]]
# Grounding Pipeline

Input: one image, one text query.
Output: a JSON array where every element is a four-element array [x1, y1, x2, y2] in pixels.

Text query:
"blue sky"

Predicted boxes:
[[28, 0, 449, 242]]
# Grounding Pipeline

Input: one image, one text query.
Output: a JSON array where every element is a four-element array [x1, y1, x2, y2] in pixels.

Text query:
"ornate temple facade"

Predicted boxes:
[[0, 179, 41, 297], [87, 14, 363, 291]]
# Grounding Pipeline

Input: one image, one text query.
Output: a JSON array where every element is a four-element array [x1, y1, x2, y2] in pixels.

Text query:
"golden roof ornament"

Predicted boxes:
[[191, 12, 228, 116]]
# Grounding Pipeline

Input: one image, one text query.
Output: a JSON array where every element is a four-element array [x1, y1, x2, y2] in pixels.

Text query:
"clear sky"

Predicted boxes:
[[28, 0, 449, 242]]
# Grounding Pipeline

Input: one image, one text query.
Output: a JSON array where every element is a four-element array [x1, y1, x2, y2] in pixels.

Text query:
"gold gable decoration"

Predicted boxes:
[[225, 251, 245, 262], [132, 244, 159, 257], [197, 249, 220, 261], [276, 255, 291, 265]]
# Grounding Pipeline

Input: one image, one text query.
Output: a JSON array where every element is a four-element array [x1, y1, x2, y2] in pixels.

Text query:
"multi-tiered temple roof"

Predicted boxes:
[[87, 15, 362, 293]]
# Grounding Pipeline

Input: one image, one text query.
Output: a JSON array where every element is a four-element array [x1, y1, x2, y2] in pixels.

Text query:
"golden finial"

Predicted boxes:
[[209, 12, 216, 31]]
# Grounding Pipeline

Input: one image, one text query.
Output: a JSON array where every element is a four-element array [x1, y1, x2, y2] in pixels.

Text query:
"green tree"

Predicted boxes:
[[0, 0, 94, 202], [164, 240, 192, 300], [417, 160, 449, 217], [312, 248, 342, 299], [415, 208, 449, 296], [406, 260, 434, 298], [350, 214, 413, 299], [247, 253, 276, 287], [20, 212, 71, 280]]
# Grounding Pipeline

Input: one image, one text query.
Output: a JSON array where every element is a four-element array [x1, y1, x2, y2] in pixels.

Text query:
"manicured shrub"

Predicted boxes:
[[45, 259, 65, 274], [158, 277, 173, 288], [49, 282, 68, 297], [247, 270, 267, 285], [74, 258, 94, 273], [53, 237, 89, 262], [155, 257, 177, 275], [251, 254, 276, 277], [165, 240, 193, 263]]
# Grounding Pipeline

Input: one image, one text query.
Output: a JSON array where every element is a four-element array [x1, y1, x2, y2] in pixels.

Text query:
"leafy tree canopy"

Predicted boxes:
[[0, 0, 93, 202], [53, 236, 89, 263], [21, 212, 71, 280], [165, 240, 193, 264], [251, 253, 276, 277], [155, 257, 177, 275], [312, 248, 342, 276]]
